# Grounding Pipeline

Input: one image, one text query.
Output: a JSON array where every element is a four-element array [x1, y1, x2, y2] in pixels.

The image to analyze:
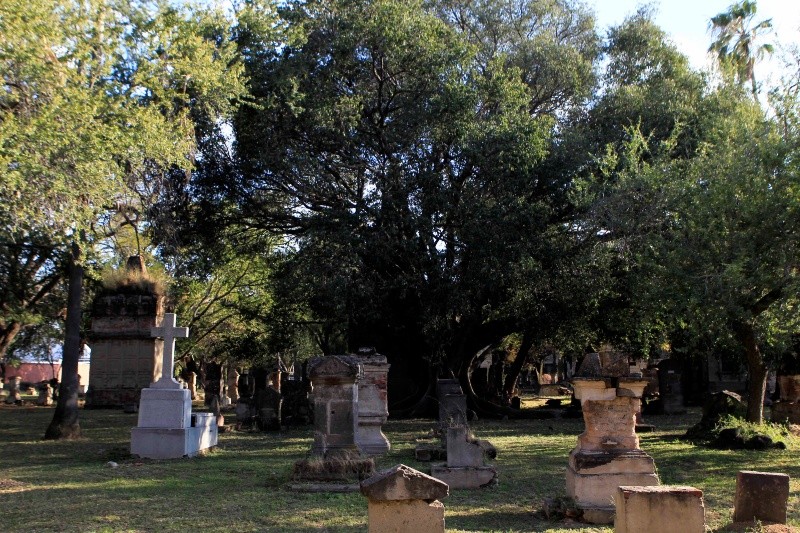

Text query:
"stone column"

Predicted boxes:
[[360, 464, 449, 533], [86, 289, 164, 408], [566, 378, 659, 524], [308, 355, 362, 458], [356, 351, 391, 456], [5, 376, 22, 404]]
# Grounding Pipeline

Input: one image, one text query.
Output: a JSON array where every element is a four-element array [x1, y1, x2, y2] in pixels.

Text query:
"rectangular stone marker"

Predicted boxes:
[[361, 464, 449, 533], [615, 485, 705, 533], [733, 470, 790, 524]]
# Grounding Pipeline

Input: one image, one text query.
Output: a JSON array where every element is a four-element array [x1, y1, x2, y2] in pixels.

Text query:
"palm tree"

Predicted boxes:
[[709, 0, 774, 98]]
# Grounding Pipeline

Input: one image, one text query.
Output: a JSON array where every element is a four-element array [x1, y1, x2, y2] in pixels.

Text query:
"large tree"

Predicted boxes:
[[0, 0, 244, 438]]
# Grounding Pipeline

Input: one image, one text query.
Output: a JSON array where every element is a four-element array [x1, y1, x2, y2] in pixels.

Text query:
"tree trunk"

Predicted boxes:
[[44, 243, 82, 440], [502, 330, 534, 398], [0, 321, 23, 360], [734, 320, 768, 424]]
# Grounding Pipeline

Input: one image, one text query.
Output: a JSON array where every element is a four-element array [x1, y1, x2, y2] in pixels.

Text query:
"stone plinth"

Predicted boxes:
[[615, 485, 705, 533], [733, 470, 790, 524], [308, 355, 362, 458], [5, 376, 22, 404], [131, 413, 218, 459], [86, 292, 164, 408], [356, 351, 391, 456], [566, 378, 659, 524], [772, 375, 800, 424], [360, 464, 449, 533], [431, 426, 497, 489]]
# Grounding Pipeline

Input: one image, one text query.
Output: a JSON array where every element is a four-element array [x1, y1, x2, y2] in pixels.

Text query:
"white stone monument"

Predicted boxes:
[[130, 313, 218, 459]]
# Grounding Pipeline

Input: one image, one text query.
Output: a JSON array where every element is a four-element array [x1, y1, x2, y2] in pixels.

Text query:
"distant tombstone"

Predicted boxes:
[[566, 378, 659, 524], [308, 355, 362, 458], [228, 367, 240, 403], [5, 376, 22, 404], [356, 349, 391, 456], [86, 258, 165, 409], [437, 379, 466, 429], [577, 353, 602, 378], [130, 313, 218, 459], [255, 386, 282, 431], [771, 375, 800, 424], [430, 426, 497, 489], [360, 464, 449, 533], [36, 382, 53, 406]]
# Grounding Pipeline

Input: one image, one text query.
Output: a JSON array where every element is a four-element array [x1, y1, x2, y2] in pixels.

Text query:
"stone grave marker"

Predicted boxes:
[[360, 464, 449, 533], [566, 377, 659, 524], [430, 425, 497, 489], [356, 348, 391, 456], [130, 313, 218, 459], [86, 258, 165, 408], [290, 355, 374, 490], [5, 376, 22, 404], [733, 470, 790, 525], [615, 485, 705, 533]]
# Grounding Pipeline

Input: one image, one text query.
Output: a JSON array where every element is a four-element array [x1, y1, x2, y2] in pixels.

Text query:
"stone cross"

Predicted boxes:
[[151, 313, 189, 389]]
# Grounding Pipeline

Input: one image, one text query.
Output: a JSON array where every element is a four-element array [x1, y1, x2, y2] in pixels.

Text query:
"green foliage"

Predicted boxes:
[[713, 414, 800, 450]]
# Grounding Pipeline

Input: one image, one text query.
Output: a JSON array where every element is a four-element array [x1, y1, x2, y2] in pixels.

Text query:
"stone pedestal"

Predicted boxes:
[[361, 464, 449, 533], [771, 375, 800, 424], [566, 378, 659, 524], [86, 292, 164, 408], [615, 485, 705, 533], [308, 355, 362, 458], [356, 351, 391, 456], [130, 313, 217, 459], [733, 470, 790, 524], [5, 376, 22, 404], [431, 426, 497, 489]]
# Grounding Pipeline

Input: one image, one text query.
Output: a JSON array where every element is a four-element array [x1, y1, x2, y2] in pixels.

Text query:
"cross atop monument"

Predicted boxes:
[[150, 313, 189, 389]]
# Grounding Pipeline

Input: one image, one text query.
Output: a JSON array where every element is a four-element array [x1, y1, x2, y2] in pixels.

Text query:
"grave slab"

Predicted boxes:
[[615, 485, 705, 533]]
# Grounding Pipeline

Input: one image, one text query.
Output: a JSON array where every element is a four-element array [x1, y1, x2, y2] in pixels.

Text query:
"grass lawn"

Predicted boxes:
[[0, 402, 798, 532]]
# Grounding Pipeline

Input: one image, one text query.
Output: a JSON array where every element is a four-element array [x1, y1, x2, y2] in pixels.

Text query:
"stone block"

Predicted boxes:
[[573, 379, 617, 401], [430, 465, 497, 489], [439, 393, 468, 428], [137, 387, 191, 428], [733, 470, 790, 524], [566, 466, 659, 510], [360, 464, 448, 502], [614, 485, 705, 533], [130, 420, 218, 460], [367, 499, 445, 533]]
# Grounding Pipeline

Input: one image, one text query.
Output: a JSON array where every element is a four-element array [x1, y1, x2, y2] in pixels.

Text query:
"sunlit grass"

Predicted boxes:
[[0, 404, 797, 531]]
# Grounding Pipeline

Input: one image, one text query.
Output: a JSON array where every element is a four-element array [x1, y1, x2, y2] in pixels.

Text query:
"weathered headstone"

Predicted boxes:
[[614, 485, 705, 533], [228, 367, 240, 403], [733, 471, 790, 525], [130, 313, 218, 459], [771, 375, 800, 424], [356, 349, 391, 456], [360, 464, 449, 533], [430, 426, 497, 489], [85, 280, 164, 408], [566, 377, 659, 524], [308, 355, 361, 458], [290, 355, 375, 491]]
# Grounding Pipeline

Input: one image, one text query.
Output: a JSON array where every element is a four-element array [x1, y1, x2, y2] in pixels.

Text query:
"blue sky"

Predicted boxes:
[[591, 0, 800, 81]]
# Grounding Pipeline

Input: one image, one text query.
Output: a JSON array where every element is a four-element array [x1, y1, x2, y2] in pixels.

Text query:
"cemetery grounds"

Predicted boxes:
[[0, 400, 798, 532]]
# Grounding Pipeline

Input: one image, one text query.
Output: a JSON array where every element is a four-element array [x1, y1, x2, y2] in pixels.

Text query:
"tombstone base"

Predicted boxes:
[[615, 485, 705, 533], [131, 413, 218, 459], [137, 387, 191, 428], [287, 482, 361, 493], [430, 464, 497, 489], [368, 499, 445, 533], [357, 423, 391, 456], [566, 449, 659, 520], [291, 455, 375, 486]]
